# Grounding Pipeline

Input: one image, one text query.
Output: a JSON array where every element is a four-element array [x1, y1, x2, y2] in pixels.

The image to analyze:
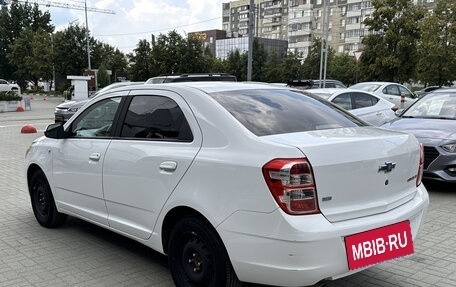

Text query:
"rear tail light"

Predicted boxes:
[[416, 144, 424, 186], [391, 105, 399, 112], [262, 158, 319, 215]]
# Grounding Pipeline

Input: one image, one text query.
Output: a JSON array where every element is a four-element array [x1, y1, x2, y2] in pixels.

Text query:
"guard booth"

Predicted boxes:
[[67, 75, 91, 101]]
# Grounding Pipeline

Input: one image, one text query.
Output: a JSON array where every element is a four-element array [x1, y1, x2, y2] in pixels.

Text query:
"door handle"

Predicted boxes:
[[160, 161, 177, 172], [89, 153, 101, 161]]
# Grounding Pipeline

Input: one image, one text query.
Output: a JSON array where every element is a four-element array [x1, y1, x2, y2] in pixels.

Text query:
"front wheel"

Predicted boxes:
[[168, 217, 241, 287], [29, 170, 67, 228]]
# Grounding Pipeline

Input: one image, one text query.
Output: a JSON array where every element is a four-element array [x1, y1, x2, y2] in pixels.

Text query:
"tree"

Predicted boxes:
[[127, 39, 152, 81], [252, 38, 268, 82], [263, 51, 283, 83], [281, 51, 304, 82], [97, 62, 110, 88], [416, 0, 456, 86], [151, 30, 186, 75], [0, 1, 53, 86], [53, 24, 90, 82], [361, 0, 427, 82], [301, 37, 335, 80], [327, 53, 357, 86], [7, 28, 54, 89], [226, 50, 247, 81]]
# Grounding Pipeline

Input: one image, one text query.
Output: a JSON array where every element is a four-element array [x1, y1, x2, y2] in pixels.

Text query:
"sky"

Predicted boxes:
[[43, 0, 225, 54]]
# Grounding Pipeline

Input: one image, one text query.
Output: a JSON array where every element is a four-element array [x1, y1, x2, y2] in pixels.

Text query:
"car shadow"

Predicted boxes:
[[423, 179, 455, 194]]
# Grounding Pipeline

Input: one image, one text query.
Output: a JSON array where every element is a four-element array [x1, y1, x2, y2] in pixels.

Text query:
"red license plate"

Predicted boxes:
[[345, 221, 414, 270]]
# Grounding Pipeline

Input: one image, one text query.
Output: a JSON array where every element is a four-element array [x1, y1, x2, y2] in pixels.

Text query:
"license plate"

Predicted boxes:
[[345, 221, 414, 270]]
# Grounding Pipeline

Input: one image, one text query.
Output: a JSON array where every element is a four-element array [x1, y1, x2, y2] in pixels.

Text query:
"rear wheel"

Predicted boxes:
[[29, 170, 67, 228], [168, 217, 241, 287]]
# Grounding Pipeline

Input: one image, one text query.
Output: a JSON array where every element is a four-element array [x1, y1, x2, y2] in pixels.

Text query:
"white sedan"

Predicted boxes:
[[328, 89, 398, 126], [25, 82, 428, 287], [350, 82, 417, 108], [0, 79, 21, 94]]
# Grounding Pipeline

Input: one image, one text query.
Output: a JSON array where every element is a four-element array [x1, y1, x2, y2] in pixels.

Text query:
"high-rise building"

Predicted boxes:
[[222, 0, 437, 59]]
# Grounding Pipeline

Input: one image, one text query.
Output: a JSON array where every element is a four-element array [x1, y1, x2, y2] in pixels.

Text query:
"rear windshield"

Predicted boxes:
[[209, 89, 364, 136]]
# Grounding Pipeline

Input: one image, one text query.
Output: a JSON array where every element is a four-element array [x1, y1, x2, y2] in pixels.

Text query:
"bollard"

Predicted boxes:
[[21, 124, 37, 134], [400, 95, 405, 109]]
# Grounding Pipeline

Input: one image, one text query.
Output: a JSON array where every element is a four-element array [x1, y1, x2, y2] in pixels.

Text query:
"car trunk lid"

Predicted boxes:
[[262, 127, 420, 222]]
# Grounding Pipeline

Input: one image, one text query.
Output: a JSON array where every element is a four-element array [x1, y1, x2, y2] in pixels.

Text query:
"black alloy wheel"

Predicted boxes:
[[168, 217, 241, 287]]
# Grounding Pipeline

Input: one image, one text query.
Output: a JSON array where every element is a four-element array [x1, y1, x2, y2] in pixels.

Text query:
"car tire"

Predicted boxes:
[[168, 216, 241, 287], [30, 170, 67, 228]]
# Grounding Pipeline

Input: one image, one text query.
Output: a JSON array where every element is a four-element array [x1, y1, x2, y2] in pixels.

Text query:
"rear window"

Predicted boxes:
[[209, 89, 364, 136]]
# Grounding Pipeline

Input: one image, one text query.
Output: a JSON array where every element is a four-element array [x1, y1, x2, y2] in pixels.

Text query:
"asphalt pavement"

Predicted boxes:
[[0, 95, 455, 287]]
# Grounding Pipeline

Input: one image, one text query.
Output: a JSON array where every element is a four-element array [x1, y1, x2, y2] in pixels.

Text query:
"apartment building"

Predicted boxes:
[[223, 0, 435, 59]]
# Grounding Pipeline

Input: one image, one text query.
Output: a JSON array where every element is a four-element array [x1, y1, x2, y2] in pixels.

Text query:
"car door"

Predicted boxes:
[[102, 90, 202, 240], [52, 95, 123, 225], [381, 84, 402, 107], [350, 92, 385, 125]]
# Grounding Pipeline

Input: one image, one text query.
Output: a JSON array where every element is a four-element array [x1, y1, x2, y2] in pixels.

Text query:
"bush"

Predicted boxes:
[[0, 91, 22, 101]]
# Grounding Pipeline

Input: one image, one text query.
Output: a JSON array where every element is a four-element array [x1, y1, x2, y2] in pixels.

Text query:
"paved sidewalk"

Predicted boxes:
[[0, 97, 455, 287]]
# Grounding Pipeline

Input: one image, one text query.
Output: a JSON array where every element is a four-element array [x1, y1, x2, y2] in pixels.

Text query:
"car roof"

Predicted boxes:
[[111, 81, 286, 95], [430, 87, 456, 93]]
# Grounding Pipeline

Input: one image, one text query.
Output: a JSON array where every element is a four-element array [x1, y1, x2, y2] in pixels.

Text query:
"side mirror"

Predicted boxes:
[[395, 109, 404, 117], [44, 123, 66, 139]]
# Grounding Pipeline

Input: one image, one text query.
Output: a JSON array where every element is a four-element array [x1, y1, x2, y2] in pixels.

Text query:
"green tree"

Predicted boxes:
[[263, 51, 283, 83], [127, 39, 152, 81], [53, 24, 90, 85], [0, 1, 53, 86], [327, 53, 357, 86], [151, 30, 186, 75], [302, 37, 335, 80], [178, 35, 207, 73], [97, 62, 110, 88], [361, 0, 427, 82], [416, 0, 456, 86], [281, 50, 304, 82], [252, 38, 268, 81], [226, 50, 247, 81]]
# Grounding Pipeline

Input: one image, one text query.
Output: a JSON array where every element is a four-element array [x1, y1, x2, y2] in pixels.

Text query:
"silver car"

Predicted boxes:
[[55, 82, 144, 122], [382, 88, 456, 182]]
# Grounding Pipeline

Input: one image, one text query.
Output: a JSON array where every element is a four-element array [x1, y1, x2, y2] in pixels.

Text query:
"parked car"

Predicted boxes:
[[26, 82, 428, 287], [0, 79, 21, 95], [304, 89, 398, 126], [145, 73, 237, 84], [350, 82, 417, 108], [55, 82, 144, 122], [287, 79, 347, 89], [382, 88, 456, 183]]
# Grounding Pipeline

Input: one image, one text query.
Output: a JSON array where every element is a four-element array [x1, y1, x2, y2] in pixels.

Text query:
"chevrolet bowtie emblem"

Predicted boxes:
[[378, 162, 397, 173]]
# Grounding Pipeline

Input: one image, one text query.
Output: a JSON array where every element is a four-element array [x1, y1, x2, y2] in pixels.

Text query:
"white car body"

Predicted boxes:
[[25, 82, 428, 287], [303, 88, 397, 126], [327, 89, 398, 126], [0, 79, 21, 95], [350, 82, 417, 108]]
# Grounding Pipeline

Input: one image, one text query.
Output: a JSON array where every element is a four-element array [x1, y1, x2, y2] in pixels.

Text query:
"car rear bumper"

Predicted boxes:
[[217, 184, 428, 287]]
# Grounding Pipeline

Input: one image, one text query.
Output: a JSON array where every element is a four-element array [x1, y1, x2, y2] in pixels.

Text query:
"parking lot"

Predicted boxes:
[[0, 96, 455, 287]]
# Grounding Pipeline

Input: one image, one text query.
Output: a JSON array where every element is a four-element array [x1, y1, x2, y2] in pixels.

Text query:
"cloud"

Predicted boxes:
[[50, 0, 223, 54]]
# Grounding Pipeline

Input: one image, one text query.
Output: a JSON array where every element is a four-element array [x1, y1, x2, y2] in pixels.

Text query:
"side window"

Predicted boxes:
[[352, 92, 378, 109], [383, 85, 400, 96], [120, 95, 193, 141], [332, 93, 352, 110], [398, 86, 413, 98], [334, 82, 345, 88], [70, 97, 122, 138]]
